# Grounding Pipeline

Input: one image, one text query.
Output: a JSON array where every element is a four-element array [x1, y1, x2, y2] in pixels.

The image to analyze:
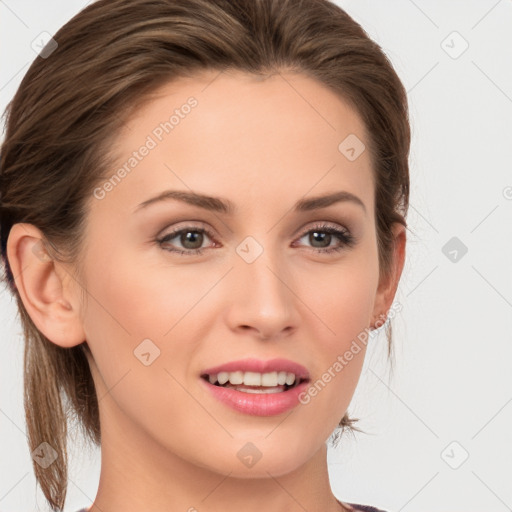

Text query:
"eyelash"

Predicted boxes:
[[156, 222, 355, 256]]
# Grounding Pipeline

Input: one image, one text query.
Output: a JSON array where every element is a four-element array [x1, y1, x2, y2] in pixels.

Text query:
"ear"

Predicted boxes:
[[6, 223, 86, 348], [370, 222, 406, 329]]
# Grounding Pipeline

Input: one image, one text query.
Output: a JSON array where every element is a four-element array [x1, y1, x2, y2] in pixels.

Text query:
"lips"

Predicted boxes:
[[199, 358, 311, 416]]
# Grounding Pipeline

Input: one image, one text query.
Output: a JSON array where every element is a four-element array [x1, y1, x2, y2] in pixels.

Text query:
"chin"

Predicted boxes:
[[193, 435, 319, 479]]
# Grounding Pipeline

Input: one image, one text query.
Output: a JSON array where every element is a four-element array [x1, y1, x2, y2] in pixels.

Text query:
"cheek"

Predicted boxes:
[[79, 240, 228, 397], [294, 244, 379, 412], [295, 285, 373, 434], [300, 247, 380, 345], [79, 246, 214, 433], [81, 240, 216, 339]]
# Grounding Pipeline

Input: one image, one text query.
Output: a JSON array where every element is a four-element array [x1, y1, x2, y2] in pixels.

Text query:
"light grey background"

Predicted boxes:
[[1, 1, 511, 511]]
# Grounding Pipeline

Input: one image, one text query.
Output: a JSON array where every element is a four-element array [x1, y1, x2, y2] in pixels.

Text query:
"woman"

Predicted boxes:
[[0, 0, 409, 511]]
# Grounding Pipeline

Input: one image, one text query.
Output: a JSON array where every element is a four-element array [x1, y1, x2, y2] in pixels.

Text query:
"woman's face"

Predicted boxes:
[[75, 70, 394, 477]]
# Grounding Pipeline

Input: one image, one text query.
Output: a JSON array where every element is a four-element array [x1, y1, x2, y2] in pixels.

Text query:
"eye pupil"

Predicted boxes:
[[181, 231, 203, 249], [310, 231, 331, 248]]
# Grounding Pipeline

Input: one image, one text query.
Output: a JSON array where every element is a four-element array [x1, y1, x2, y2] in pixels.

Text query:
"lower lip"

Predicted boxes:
[[200, 378, 309, 416]]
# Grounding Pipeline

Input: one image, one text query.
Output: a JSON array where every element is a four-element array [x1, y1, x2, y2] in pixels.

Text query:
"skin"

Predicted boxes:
[[8, 69, 405, 512]]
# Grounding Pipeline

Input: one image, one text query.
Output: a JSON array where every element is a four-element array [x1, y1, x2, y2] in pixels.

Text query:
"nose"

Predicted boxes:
[[225, 246, 298, 341]]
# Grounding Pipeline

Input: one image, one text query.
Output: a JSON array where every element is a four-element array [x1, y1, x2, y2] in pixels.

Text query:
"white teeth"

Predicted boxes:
[[244, 371, 261, 386], [206, 371, 298, 387], [228, 370, 244, 385], [217, 372, 229, 385], [261, 371, 278, 386], [234, 386, 283, 394], [285, 373, 296, 386]]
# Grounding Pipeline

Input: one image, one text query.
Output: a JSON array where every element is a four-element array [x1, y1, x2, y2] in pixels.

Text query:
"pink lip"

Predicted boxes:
[[199, 358, 310, 416], [199, 378, 310, 416], [201, 357, 310, 380]]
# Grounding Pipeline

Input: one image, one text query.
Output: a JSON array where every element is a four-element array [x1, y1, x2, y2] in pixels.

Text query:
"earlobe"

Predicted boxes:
[[371, 222, 407, 328], [6, 223, 86, 348]]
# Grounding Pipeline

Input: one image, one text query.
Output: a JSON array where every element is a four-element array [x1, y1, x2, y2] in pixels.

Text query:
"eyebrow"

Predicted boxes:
[[134, 189, 366, 215]]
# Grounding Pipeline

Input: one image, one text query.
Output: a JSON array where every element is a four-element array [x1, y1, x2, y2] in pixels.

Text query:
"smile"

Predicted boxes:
[[199, 358, 311, 416], [202, 370, 304, 392]]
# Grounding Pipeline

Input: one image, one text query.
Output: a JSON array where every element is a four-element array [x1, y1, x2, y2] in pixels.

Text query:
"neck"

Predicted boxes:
[[88, 407, 346, 512]]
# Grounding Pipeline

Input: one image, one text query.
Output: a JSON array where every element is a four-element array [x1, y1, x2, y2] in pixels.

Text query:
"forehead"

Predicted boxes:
[[91, 69, 374, 219]]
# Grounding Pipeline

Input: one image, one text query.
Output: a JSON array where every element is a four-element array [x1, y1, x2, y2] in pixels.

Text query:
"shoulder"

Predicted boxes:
[[341, 501, 390, 512]]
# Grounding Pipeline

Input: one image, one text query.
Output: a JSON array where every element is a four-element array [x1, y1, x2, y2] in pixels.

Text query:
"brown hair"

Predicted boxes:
[[0, 0, 410, 509]]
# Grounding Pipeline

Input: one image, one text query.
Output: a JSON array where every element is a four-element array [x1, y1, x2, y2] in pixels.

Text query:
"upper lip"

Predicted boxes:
[[201, 358, 310, 380]]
